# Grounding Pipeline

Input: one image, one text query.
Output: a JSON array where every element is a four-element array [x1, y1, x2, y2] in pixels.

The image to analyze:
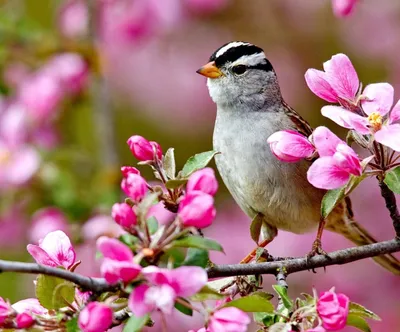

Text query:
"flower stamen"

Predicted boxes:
[[367, 112, 383, 131]]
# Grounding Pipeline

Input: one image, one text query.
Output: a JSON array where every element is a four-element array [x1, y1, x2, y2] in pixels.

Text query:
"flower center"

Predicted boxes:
[[367, 112, 383, 131]]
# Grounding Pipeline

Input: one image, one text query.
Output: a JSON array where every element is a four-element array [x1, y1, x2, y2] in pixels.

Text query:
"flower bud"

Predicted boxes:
[[178, 191, 216, 229], [267, 130, 315, 163], [317, 288, 349, 330], [111, 203, 137, 229], [121, 173, 148, 202], [186, 168, 218, 196], [127, 135, 162, 161], [121, 166, 140, 177], [78, 302, 113, 332], [16, 312, 35, 329]]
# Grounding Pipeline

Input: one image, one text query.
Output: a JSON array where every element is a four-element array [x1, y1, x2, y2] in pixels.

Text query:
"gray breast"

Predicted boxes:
[[213, 107, 323, 234]]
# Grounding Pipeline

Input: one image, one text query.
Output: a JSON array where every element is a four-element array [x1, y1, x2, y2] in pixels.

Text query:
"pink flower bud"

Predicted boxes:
[[121, 173, 148, 202], [267, 130, 315, 163], [178, 191, 216, 228], [111, 203, 137, 229], [121, 166, 140, 177], [186, 168, 218, 196], [58, 0, 88, 39], [332, 0, 358, 18], [127, 135, 162, 161], [317, 288, 349, 330], [16, 312, 35, 329], [78, 302, 113, 332], [208, 307, 250, 332]]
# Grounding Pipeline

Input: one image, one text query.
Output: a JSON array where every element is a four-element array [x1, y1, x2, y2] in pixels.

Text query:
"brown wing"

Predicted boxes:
[[282, 101, 314, 137]]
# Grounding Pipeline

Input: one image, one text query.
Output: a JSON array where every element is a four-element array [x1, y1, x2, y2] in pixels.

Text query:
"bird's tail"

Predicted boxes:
[[329, 220, 400, 275]]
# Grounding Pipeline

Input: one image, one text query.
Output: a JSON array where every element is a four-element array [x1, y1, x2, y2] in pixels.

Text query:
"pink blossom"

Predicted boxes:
[[121, 173, 148, 202], [208, 307, 250, 332], [0, 103, 28, 147], [332, 0, 358, 18], [0, 297, 12, 324], [27, 230, 76, 269], [44, 53, 88, 94], [184, 0, 229, 15], [19, 73, 63, 122], [58, 0, 88, 39], [317, 288, 350, 330], [178, 191, 216, 228], [112, 203, 137, 229], [127, 135, 162, 161], [305, 54, 359, 103], [96, 236, 141, 284], [128, 266, 207, 316], [187, 168, 218, 196], [322, 83, 400, 151], [82, 215, 124, 241], [267, 130, 315, 162], [307, 127, 362, 189], [29, 207, 69, 243], [78, 302, 113, 332], [0, 142, 40, 189], [307, 327, 326, 332], [12, 298, 47, 316], [121, 166, 140, 177], [15, 312, 35, 329]]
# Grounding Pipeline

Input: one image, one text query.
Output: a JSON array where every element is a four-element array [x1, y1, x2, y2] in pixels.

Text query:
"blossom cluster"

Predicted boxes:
[[268, 53, 400, 190]]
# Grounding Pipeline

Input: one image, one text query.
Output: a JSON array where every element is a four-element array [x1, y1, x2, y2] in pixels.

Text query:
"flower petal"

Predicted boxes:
[[169, 266, 208, 297], [96, 236, 133, 262], [304, 69, 338, 102], [333, 144, 362, 176], [311, 126, 343, 157], [321, 106, 370, 134], [375, 124, 400, 152], [128, 284, 155, 317], [323, 53, 359, 100], [332, 0, 358, 17], [307, 157, 351, 189], [389, 99, 400, 124], [26, 245, 58, 267], [39, 230, 76, 269], [361, 83, 394, 116]]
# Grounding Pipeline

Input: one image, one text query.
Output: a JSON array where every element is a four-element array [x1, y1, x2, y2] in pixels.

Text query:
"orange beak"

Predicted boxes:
[[196, 61, 223, 78]]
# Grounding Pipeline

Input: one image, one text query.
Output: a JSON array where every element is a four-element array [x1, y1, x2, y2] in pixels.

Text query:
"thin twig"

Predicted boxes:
[[207, 239, 400, 278], [276, 271, 288, 312], [378, 181, 400, 238], [0, 260, 119, 294]]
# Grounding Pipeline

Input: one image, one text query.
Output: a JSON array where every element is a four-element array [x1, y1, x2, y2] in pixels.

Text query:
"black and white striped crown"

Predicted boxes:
[[209, 41, 273, 72]]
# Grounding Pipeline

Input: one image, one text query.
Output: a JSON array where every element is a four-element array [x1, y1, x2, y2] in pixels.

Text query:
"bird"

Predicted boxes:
[[196, 41, 400, 274]]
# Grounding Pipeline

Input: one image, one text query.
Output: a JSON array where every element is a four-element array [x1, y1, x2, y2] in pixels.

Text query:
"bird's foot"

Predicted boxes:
[[306, 239, 330, 273]]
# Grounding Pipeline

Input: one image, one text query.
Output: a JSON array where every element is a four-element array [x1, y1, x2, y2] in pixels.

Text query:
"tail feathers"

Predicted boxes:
[[335, 221, 400, 275]]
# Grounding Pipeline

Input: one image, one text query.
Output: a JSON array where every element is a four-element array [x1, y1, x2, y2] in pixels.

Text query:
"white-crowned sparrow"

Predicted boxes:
[[197, 41, 400, 274]]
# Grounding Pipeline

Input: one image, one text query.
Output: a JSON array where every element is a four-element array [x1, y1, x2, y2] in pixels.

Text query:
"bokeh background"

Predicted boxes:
[[0, 0, 399, 331]]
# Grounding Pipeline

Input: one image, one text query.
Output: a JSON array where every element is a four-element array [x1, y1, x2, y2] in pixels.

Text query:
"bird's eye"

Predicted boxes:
[[232, 65, 247, 75]]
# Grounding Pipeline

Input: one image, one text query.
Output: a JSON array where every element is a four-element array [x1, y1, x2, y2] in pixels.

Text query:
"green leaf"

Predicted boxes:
[[384, 166, 400, 194], [190, 285, 224, 302], [146, 217, 158, 235], [180, 150, 219, 178], [346, 314, 371, 332], [119, 234, 139, 247], [163, 148, 176, 179], [223, 292, 274, 312], [349, 302, 381, 321], [123, 314, 150, 332], [182, 248, 209, 268], [321, 187, 346, 219], [66, 317, 79, 332], [272, 285, 293, 310], [170, 236, 224, 253], [174, 298, 193, 316], [254, 312, 277, 327], [250, 213, 263, 243], [165, 179, 187, 189], [36, 275, 75, 310], [255, 247, 265, 262]]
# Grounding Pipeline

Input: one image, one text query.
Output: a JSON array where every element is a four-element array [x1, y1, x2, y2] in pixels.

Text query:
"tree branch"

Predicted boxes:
[[207, 238, 400, 278], [0, 260, 119, 294], [379, 180, 400, 238]]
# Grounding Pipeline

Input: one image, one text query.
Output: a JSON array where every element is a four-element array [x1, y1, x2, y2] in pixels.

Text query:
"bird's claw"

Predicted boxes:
[[306, 239, 330, 273]]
